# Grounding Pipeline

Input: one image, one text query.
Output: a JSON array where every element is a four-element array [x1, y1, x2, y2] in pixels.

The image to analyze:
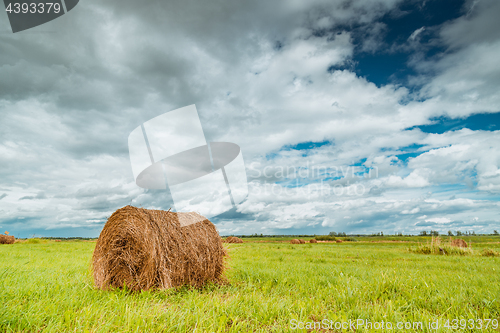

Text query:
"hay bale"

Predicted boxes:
[[336, 239, 342, 243], [290, 239, 301, 244], [0, 234, 15, 244], [310, 239, 318, 243], [54, 240, 61, 242], [225, 236, 243, 243], [451, 238, 468, 248], [298, 239, 305, 244], [92, 206, 226, 291]]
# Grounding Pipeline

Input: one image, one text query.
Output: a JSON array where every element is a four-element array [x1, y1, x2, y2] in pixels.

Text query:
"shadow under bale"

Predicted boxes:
[[92, 206, 226, 291], [0, 234, 15, 244]]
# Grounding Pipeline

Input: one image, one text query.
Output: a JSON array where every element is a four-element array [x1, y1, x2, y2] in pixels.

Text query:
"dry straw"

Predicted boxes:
[[309, 239, 318, 243], [290, 239, 301, 244], [224, 236, 243, 243], [451, 238, 468, 248], [0, 234, 15, 244], [92, 206, 226, 291]]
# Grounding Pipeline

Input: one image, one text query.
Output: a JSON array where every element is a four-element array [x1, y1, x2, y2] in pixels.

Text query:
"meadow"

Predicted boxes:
[[0, 237, 499, 332]]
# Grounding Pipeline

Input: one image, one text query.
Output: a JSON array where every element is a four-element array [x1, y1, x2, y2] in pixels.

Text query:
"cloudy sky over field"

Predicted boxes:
[[1, 0, 499, 237]]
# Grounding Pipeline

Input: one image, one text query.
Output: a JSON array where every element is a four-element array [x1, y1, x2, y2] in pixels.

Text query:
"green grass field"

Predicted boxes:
[[1, 238, 499, 332]]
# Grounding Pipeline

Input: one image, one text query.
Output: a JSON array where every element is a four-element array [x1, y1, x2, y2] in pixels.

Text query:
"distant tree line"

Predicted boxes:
[[241, 230, 498, 238], [18, 237, 97, 240], [33, 231, 500, 239]]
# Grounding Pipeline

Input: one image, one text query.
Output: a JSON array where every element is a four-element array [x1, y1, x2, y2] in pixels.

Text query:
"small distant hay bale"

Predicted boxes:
[[336, 239, 343, 243], [290, 239, 301, 244], [54, 239, 61, 242], [0, 234, 15, 244], [310, 239, 318, 243], [298, 239, 305, 244], [92, 206, 226, 291], [451, 238, 468, 248], [225, 236, 243, 243]]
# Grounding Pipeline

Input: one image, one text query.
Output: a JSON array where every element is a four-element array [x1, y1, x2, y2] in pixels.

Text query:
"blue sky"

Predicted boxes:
[[354, 0, 466, 86], [0, 0, 499, 237]]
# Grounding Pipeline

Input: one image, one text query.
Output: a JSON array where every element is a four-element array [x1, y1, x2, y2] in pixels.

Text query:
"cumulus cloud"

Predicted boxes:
[[425, 217, 452, 224], [0, 0, 499, 236]]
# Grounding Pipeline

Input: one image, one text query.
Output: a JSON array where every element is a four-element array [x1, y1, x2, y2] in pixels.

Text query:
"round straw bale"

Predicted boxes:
[[225, 236, 243, 243], [309, 239, 318, 243], [451, 238, 468, 248], [336, 239, 342, 243], [298, 239, 305, 244], [290, 239, 301, 244], [0, 234, 15, 244], [92, 206, 226, 291]]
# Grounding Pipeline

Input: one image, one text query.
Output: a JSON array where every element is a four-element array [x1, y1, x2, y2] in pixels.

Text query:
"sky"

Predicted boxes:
[[1, 0, 499, 237]]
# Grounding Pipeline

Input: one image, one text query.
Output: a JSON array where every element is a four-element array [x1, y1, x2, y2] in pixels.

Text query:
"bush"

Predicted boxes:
[[344, 237, 357, 242], [26, 238, 42, 244], [481, 249, 499, 257], [315, 235, 336, 241]]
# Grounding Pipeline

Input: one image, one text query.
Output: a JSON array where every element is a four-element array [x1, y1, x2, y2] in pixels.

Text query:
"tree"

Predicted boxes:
[[494, 230, 498, 235], [456, 231, 463, 236], [448, 230, 454, 236], [419, 231, 428, 236], [430, 230, 439, 236]]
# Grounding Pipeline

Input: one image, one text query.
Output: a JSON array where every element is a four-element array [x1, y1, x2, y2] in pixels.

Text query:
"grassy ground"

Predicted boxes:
[[237, 235, 500, 243], [1, 238, 499, 332]]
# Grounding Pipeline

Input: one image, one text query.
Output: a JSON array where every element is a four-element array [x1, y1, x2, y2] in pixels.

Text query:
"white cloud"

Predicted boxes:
[[321, 218, 336, 227], [408, 26, 425, 41], [383, 171, 430, 188], [425, 217, 452, 224], [0, 0, 499, 236]]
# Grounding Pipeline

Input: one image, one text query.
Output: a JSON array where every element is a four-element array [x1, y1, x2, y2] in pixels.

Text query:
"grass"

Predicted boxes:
[[409, 236, 500, 257], [409, 236, 473, 256], [24, 238, 47, 244], [0, 238, 499, 332]]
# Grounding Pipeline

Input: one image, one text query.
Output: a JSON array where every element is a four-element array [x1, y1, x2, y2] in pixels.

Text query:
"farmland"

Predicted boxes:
[[1, 237, 499, 332]]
